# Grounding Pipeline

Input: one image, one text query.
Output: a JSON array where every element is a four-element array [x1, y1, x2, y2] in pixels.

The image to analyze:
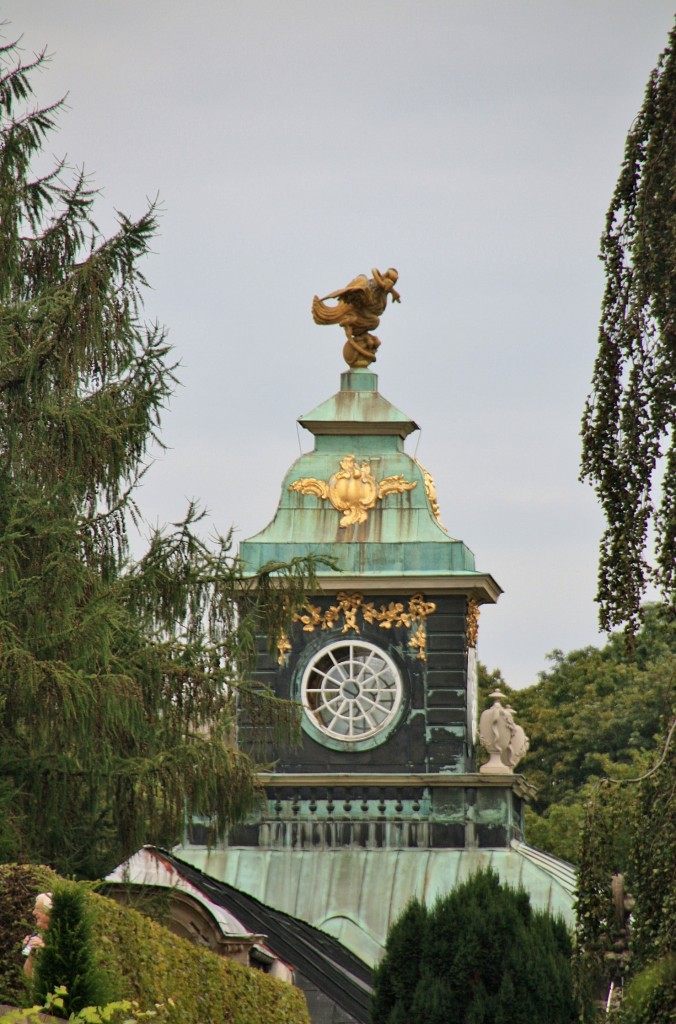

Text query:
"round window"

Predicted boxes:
[[301, 640, 403, 742]]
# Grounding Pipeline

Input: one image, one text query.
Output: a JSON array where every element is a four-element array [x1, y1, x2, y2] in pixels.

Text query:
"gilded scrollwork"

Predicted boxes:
[[414, 459, 447, 530], [408, 624, 428, 659], [296, 603, 323, 631], [289, 454, 416, 528], [364, 601, 411, 629], [280, 591, 436, 662], [337, 591, 363, 632], [276, 635, 292, 666], [409, 594, 437, 621], [466, 598, 480, 649]]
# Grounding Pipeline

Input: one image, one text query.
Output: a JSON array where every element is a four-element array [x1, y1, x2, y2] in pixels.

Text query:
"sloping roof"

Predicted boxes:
[[113, 847, 374, 1024], [239, 369, 487, 582], [298, 375, 418, 438], [105, 847, 259, 939], [176, 841, 577, 966]]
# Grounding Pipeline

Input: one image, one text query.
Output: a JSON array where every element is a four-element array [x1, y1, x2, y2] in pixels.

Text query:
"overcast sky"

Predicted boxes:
[[4, 2, 674, 687]]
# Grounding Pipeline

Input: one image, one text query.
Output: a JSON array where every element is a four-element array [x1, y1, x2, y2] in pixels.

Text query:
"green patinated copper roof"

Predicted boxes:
[[298, 368, 419, 437], [177, 844, 576, 966], [240, 369, 499, 591]]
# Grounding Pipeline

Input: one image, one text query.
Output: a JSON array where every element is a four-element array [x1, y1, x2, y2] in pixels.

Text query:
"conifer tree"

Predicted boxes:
[[580, 20, 676, 635], [33, 883, 109, 1018], [368, 899, 425, 1023], [0, 39, 315, 877], [371, 870, 576, 1024]]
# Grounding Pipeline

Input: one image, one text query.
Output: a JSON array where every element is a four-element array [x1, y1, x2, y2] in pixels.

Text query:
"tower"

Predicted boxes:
[[236, 363, 513, 838], [177, 271, 575, 994]]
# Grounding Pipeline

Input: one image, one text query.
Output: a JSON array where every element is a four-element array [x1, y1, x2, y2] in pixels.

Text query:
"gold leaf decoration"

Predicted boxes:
[[289, 477, 329, 500], [276, 591, 436, 662], [466, 598, 480, 649], [290, 454, 416, 528], [276, 635, 292, 665], [414, 458, 447, 530]]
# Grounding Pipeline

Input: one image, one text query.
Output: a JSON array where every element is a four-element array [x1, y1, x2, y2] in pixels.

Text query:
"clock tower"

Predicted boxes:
[[177, 274, 575, 983], [224, 360, 537, 865]]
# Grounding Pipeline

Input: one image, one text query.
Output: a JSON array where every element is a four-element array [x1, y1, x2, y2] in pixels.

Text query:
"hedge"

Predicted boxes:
[[0, 865, 310, 1024]]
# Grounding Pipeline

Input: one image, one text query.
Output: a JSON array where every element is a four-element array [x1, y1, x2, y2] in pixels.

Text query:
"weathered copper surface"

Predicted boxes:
[[289, 454, 416, 528], [179, 843, 576, 966]]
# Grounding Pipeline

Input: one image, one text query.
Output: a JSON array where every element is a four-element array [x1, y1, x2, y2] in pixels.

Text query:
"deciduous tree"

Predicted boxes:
[[578, 21, 676, 1019], [478, 608, 675, 864], [580, 20, 676, 635]]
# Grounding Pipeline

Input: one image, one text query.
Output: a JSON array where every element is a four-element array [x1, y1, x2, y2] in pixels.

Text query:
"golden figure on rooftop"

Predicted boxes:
[[311, 267, 400, 368]]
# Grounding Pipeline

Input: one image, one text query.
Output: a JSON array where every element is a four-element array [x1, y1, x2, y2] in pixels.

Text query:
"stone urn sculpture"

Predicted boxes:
[[478, 689, 529, 774]]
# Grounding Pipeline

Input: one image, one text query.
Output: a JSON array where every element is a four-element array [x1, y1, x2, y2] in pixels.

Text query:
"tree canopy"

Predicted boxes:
[[479, 605, 676, 863], [580, 20, 676, 634], [0, 40, 315, 877], [578, 22, 676, 1019], [478, 612, 675, 1019]]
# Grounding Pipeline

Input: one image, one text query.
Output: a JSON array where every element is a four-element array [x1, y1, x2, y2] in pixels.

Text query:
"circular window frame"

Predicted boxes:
[[299, 638, 405, 751]]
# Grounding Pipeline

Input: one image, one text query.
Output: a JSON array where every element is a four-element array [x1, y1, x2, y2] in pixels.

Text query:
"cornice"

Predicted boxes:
[[258, 772, 535, 799], [313, 573, 503, 604]]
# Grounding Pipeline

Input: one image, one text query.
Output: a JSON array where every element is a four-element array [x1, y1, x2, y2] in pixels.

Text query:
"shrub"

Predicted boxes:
[[618, 955, 676, 1024], [90, 892, 309, 1024], [371, 868, 576, 1024], [33, 882, 110, 1017], [0, 863, 59, 1006]]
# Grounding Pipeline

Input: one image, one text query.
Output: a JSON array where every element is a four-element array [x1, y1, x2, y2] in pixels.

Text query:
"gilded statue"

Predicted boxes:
[[311, 267, 400, 367]]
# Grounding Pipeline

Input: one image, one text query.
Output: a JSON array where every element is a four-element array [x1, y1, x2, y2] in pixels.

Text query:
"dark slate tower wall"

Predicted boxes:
[[426, 595, 475, 772], [235, 369, 497, 779], [238, 593, 473, 774]]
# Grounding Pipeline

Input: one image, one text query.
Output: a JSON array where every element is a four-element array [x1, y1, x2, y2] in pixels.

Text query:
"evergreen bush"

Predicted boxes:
[[89, 890, 309, 1024], [371, 868, 576, 1024], [32, 883, 110, 1018]]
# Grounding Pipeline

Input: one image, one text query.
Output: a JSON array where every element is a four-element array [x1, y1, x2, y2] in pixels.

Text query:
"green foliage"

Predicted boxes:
[[0, 863, 59, 1006], [0, 865, 309, 1024], [87, 887, 310, 1024], [572, 785, 628, 1022], [1, 986, 171, 1023], [524, 802, 585, 865], [0, 39, 318, 877], [572, 723, 676, 1022], [33, 883, 110, 1018], [580, 20, 676, 634], [371, 869, 576, 1024], [579, 23, 676, 1018], [487, 606, 676, 865], [369, 899, 426, 1023], [618, 955, 676, 1024], [626, 724, 676, 973]]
